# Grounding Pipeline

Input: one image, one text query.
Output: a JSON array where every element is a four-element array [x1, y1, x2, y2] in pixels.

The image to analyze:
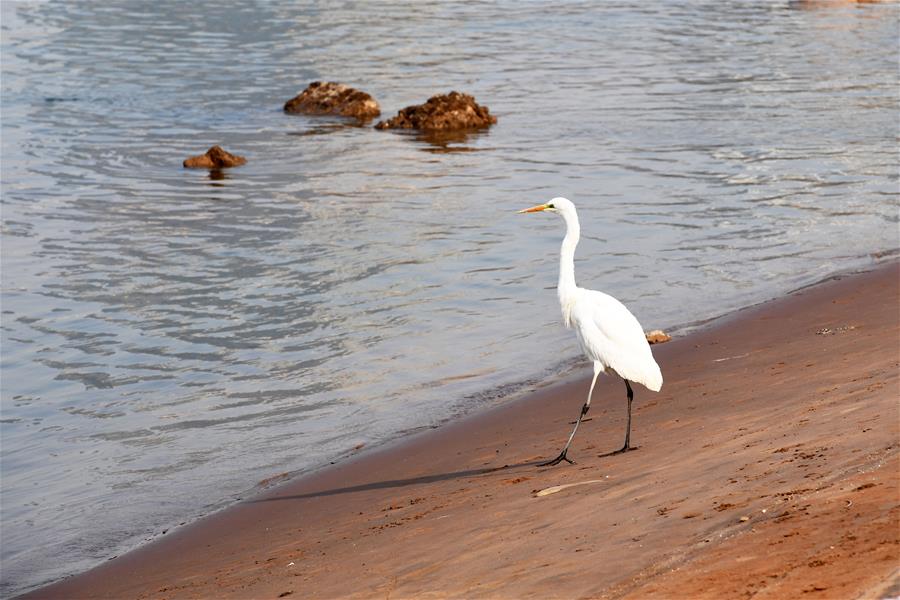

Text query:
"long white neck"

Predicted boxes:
[[557, 209, 580, 301]]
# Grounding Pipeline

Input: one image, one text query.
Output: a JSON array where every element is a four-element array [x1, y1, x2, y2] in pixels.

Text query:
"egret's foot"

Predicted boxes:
[[538, 451, 575, 467], [599, 445, 639, 458]]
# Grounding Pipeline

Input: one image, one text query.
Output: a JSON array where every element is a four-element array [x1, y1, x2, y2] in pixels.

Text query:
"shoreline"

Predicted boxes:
[[23, 261, 900, 599], [250, 257, 900, 491]]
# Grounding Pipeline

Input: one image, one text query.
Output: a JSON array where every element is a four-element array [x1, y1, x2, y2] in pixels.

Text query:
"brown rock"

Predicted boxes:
[[283, 82, 380, 120], [645, 330, 672, 345], [375, 91, 497, 131], [183, 146, 247, 169]]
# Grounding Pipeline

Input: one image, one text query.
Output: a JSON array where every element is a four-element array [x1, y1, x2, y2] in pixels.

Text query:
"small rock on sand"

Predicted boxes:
[[645, 330, 672, 345], [284, 82, 380, 120], [375, 91, 497, 131], [183, 146, 247, 169]]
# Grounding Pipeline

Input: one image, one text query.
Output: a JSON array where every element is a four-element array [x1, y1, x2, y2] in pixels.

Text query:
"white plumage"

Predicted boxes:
[[568, 288, 663, 392], [519, 196, 662, 465]]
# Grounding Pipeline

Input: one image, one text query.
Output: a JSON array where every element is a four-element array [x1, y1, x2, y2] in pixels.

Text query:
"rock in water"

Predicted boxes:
[[645, 330, 672, 345], [283, 82, 380, 120], [183, 146, 247, 169], [375, 92, 497, 131]]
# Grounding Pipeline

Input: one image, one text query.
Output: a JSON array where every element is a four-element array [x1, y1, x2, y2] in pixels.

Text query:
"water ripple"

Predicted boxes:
[[1, 0, 898, 596]]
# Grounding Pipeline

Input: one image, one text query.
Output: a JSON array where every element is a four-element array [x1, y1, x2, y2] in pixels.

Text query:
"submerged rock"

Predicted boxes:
[[645, 330, 672, 345], [183, 146, 247, 169], [375, 91, 497, 131], [284, 81, 380, 120]]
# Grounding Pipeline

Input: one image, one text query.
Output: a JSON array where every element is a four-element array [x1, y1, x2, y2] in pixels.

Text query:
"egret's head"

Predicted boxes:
[[517, 197, 574, 216]]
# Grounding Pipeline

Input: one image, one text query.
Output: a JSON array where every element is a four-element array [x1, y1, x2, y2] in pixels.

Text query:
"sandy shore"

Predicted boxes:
[[25, 262, 899, 599]]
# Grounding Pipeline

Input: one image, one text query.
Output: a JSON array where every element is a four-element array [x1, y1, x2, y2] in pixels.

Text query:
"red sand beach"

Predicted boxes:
[[26, 262, 899, 599]]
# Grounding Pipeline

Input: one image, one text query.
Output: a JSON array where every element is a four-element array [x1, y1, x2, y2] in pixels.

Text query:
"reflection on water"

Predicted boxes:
[[286, 119, 373, 137], [1, 0, 897, 595], [287, 119, 488, 151], [412, 128, 491, 153]]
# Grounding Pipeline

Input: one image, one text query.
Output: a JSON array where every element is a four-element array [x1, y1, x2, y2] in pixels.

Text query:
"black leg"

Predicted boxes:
[[538, 402, 588, 466], [609, 380, 636, 455], [539, 364, 603, 467]]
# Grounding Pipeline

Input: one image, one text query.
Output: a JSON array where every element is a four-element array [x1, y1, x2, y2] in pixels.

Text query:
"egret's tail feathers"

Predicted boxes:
[[636, 363, 663, 392], [614, 364, 662, 392]]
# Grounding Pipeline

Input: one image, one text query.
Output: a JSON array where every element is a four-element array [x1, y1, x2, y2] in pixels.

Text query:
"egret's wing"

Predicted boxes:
[[576, 289, 663, 391]]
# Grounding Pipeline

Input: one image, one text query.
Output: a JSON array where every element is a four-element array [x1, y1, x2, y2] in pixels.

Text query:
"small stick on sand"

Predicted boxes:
[[534, 479, 606, 497]]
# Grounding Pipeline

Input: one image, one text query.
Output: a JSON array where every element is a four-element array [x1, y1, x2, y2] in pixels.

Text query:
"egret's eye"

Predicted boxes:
[[547, 203, 555, 209]]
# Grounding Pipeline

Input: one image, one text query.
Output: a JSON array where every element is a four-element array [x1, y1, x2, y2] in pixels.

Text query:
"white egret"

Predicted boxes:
[[518, 197, 663, 466]]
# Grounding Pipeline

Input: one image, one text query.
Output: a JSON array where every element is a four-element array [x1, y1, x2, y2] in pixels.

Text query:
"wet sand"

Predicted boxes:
[[25, 262, 899, 599]]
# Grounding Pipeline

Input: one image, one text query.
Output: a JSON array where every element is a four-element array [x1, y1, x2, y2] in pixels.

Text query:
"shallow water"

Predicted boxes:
[[1, 0, 897, 594]]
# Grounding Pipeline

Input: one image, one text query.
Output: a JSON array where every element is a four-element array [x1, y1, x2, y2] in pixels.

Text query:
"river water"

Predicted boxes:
[[1, 1, 897, 595]]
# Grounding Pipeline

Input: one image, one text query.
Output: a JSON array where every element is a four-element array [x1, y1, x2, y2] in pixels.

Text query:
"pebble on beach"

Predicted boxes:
[[375, 91, 497, 131], [645, 330, 672, 344], [183, 145, 247, 169], [283, 81, 381, 120]]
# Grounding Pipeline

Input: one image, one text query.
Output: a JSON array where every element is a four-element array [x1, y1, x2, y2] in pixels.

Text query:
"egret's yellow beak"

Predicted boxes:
[[517, 203, 549, 214]]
